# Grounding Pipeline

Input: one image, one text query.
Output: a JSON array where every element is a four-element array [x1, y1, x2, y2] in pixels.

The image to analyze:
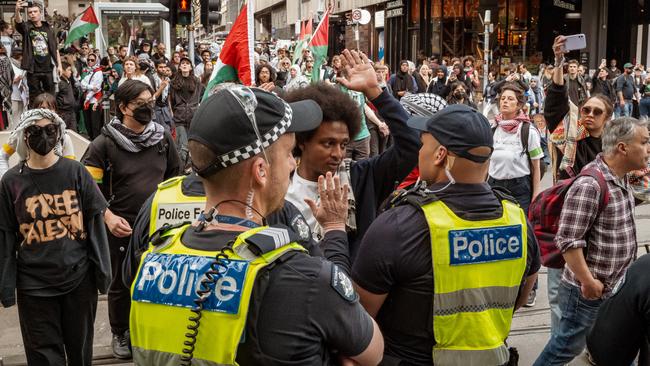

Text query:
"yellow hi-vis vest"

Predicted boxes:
[[149, 176, 206, 236], [421, 199, 527, 366], [130, 224, 306, 366]]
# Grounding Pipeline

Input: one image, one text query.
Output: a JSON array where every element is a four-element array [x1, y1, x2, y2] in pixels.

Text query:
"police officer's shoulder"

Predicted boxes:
[[323, 261, 359, 303], [243, 224, 303, 256], [490, 186, 519, 205], [387, 182, 441, 211], [150, 221, 192, 247]]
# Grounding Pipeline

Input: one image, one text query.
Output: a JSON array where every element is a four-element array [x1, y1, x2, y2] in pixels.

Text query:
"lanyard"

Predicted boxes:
[[213, 214, 260, 229]]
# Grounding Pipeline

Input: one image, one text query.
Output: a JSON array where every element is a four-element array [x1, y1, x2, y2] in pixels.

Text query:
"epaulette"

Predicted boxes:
[[150, 221, 191, 247], [244, 224, 301, 256]]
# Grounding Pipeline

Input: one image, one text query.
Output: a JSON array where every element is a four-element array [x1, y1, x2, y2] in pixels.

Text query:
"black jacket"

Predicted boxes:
[[56, 77, 76, 112], [591, 76, 616, 104], [347, 89, 420, 261], [15, 20, 58, 73]]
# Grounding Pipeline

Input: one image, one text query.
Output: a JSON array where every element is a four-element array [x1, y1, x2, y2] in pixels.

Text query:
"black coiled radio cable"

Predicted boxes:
[[180, 245, 234, 366]]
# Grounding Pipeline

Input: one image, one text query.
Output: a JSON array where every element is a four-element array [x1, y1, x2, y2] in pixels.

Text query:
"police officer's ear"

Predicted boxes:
[[433, 145, 449, 166], [250, 156, 269, 185]]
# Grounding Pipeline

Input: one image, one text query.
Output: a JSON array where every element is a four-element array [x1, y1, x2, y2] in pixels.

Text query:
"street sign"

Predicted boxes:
[[352, 9, 362, 22], [103, 9, 166, 15], [386, 0, 404, 10], [359, 9, 371, 25], [385, 7, 403, 18]]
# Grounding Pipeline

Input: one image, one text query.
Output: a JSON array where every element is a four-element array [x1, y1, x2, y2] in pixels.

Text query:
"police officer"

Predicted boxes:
[[351, 104, 540, 365], [129, 86, 383, 365]]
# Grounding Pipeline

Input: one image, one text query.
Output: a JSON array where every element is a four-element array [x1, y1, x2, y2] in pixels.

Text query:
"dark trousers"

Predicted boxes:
[[27, 72, 55, 104], [83, 107, 103, 140], [17, 271, 97, 366], [59, 110, 78, 133], [488, 176, 532, 214], [108, 232, 131, 335]]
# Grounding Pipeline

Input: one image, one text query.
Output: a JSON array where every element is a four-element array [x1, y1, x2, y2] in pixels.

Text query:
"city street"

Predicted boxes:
[[2, 174, 649, 365]]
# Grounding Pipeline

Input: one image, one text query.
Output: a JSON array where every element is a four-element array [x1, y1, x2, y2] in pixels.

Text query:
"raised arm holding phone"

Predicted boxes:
[[14, 0, 61, 101]]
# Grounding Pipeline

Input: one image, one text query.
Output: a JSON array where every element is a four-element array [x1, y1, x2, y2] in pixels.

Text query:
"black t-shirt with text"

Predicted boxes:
[[0, 158, 107, 295], [351, 182, 541, 365], [173, 228, 374, 365], [30, 25, 52, 73]]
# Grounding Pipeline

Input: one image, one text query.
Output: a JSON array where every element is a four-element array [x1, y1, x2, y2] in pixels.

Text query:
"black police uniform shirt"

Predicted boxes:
[[0, 158, 110, 305], [81, 130, 181, 224], [171, 228, 374, 365], [587, 254, 650, 366], [351, 182, 541, 365]]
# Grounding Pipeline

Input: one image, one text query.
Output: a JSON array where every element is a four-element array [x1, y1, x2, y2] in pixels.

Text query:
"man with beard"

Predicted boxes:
[[82, 80, 181, 359], [170, 56, 205, 168]]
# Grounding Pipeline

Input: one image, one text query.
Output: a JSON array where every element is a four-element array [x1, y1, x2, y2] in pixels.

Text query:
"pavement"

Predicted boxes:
[[1, 175, 649, 365]]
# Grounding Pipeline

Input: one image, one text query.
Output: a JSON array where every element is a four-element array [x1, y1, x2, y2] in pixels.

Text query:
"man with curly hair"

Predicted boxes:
[[283, 50, 420, 264]]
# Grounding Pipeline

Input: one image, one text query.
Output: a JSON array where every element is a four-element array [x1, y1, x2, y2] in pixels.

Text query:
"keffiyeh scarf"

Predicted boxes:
[[495, 111, 531, 134], [103, 117, 165, 153], [400, 93, 447, 116], [548, 100, 587, 176], [11, 108, 67, 160]]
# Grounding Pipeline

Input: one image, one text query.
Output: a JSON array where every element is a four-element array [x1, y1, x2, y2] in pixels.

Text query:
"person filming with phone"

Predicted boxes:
[[14, 0, 61, 103]]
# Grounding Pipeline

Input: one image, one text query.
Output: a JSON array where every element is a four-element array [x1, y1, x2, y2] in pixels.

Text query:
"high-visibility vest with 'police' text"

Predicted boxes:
[[421, 198, 527, 366], [130, 224, 306, 365]]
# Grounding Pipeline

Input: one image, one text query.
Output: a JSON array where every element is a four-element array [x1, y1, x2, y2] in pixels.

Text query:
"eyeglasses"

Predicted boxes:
[[581, 106, 604, 117], [25, 124, 58, 137], [130, 99, 155, 109]]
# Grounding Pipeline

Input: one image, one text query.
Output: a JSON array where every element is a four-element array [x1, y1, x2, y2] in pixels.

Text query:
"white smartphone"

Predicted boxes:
[[564, 34, 586, 52]]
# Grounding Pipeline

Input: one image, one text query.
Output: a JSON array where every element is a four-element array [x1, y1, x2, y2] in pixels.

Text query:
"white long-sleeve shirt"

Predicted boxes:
[[80, 70, 103, 106]]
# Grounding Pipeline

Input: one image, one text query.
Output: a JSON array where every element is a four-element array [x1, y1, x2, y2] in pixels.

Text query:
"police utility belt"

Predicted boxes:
[[393, 186, 528, 366]]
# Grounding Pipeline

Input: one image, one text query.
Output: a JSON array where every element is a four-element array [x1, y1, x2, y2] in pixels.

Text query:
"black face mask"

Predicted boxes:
[[454, 91, 466, 99], [130, 104, 153, 125], [26, 126, 59, 156]]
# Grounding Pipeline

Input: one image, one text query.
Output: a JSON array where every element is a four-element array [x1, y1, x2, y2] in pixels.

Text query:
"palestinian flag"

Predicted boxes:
[[308, 10, 329, 82], [292, 17, 312, 65], [203, 2, 255, 99], [64, 6, 99, 47]]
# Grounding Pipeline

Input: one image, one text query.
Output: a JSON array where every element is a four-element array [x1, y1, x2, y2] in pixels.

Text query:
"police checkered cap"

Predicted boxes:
[[189, 86, 322, 177]]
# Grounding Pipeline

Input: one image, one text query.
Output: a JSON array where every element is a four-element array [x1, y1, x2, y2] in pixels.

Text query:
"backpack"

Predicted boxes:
[[527, 167, 610, 268]]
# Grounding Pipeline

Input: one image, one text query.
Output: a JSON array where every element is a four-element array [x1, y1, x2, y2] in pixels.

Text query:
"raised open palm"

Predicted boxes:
[[338, 49, 382, 100]]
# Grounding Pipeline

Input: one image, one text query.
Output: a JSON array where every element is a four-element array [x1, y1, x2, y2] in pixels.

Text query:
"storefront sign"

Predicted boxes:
[[386, 7, 404, 18], [386, 0, 404, 10], [553, 0, 576, 11], [103, 9, 165, 15]]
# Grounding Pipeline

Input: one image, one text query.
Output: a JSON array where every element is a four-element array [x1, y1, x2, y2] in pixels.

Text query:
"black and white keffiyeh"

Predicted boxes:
[[12, 108, 67, 160], [400, 93, 448, 117]]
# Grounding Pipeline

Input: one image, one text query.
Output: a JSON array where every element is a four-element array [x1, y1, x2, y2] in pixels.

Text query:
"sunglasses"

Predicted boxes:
[[88, 58, 96, 62], [25, 124, 58, 137], [581, 106, 604, 117]]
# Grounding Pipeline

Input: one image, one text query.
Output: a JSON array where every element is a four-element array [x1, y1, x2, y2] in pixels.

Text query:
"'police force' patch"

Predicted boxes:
[[331, 265, 357, 302]]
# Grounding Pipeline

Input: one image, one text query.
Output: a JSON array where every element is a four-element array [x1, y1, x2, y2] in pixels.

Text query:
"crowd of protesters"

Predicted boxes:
[[0, 1, 650, 365]]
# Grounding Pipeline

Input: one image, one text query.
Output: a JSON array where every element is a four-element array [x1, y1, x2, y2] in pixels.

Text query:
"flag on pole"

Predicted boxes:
[[64, 6, 99, 47], [203, 2, 255, 100], [292, 16, 313, 65], [308, 10, 329, 82]]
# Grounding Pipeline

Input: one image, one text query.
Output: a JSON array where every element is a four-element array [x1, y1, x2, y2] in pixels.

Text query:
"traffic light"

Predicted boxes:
[[201, 0, 221, 29], [160, 0, 177, 26], [177, 0, 192, 26]]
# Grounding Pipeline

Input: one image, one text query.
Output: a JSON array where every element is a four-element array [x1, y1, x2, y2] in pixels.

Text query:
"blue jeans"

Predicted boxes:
[[640, 98, 650, 118], [533, 282, 603, 366], [615, 100, 633, 117], [547, 267, 563, 334]]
